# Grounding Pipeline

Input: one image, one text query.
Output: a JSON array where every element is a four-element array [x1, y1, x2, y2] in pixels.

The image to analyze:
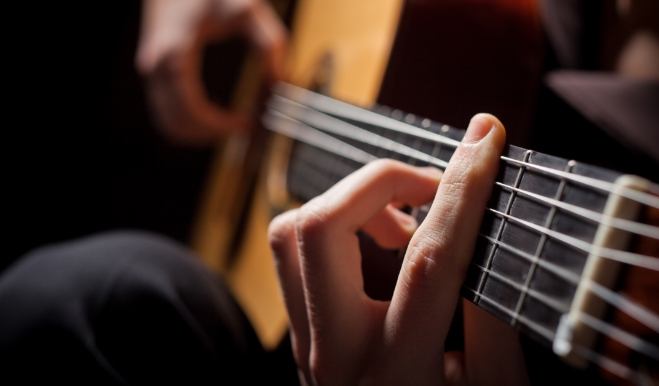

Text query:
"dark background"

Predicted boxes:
[[6, 1, 225, 271]]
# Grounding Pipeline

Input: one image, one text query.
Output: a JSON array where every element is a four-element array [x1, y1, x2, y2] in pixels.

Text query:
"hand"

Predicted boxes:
[[137, 0, 286, 144], [269, 114, 527, 385]]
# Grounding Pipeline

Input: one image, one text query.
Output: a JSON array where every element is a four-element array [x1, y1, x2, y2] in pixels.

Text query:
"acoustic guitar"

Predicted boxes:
[[192, 0, 659, 384]]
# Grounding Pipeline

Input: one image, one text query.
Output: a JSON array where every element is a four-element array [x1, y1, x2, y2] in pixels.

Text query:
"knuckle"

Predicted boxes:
[[295, 203, 331, 245], [404, 240, 442, 283], [363, 159, 408, 184], [267, 212, 295, 255], [401, 236, 448, 290]]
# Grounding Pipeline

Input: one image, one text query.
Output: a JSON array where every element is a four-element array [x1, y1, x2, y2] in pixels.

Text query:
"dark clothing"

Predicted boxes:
[[0, 232, 295, 385]]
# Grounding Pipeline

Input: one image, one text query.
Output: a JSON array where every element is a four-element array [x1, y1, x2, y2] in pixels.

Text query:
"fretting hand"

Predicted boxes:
[[269, 113, 529, 385]]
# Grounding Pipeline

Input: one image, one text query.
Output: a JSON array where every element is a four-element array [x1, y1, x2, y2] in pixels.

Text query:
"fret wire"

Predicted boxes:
[[464, 285, 648, 383], [273, 84, 659, 210], [463, 286, 556, 341], [501, 157, 659, 210], [481, 234, 659, 333], [472, 263, 569, 313], [488, 209, 659, 271], [480, 234, 580, 283], [474, 150, 532, 305], [495, 183, 659, 239], [470, 262, 659, 361], [511, 160, 575, 326]]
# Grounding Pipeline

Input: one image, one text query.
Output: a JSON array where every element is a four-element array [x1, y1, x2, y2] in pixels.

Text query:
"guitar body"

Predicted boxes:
[[194, 0, 406, 348]]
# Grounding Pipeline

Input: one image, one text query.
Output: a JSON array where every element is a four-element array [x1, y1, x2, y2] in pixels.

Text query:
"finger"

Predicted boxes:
[[136, 0, 204, 74], [361, 205, 419, 250], [384, 114, 506, 383], [145, 49, 249, 143], [268, 210, 311, 381], [294, 161, 440, 379], [137, 0, 250, 143], [244, 1, 287, 81]]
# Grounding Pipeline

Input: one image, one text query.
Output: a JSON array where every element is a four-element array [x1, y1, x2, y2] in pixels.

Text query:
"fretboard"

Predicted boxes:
[[263, 83, 625, 349]]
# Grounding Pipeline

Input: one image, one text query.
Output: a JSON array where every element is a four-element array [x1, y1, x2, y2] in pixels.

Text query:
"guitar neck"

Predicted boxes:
[[263, 83, 659, 376]]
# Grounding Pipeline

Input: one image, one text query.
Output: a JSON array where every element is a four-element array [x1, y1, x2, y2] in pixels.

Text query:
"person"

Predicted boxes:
[[0, 111, 530, 385]]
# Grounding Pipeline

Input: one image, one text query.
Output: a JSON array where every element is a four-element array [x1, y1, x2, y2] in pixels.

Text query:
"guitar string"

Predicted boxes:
[[461, 287, 640, 383], [571, 345, 641, 383], [263, 112, 659, 334], [263, 110, 659, 272], [488, 209, 659, 271], [467, 263, 659, 360], [381, 201, 659, 333], [495, 182, 659, 239], [269, 96, 449, 168], [265, 103, 659, 246], [481, 235, 659, 333], [273, 84, 659, 210]]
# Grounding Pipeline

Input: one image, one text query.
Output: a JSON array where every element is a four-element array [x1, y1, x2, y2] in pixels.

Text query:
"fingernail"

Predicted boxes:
[[463, 114, 495, 144]]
